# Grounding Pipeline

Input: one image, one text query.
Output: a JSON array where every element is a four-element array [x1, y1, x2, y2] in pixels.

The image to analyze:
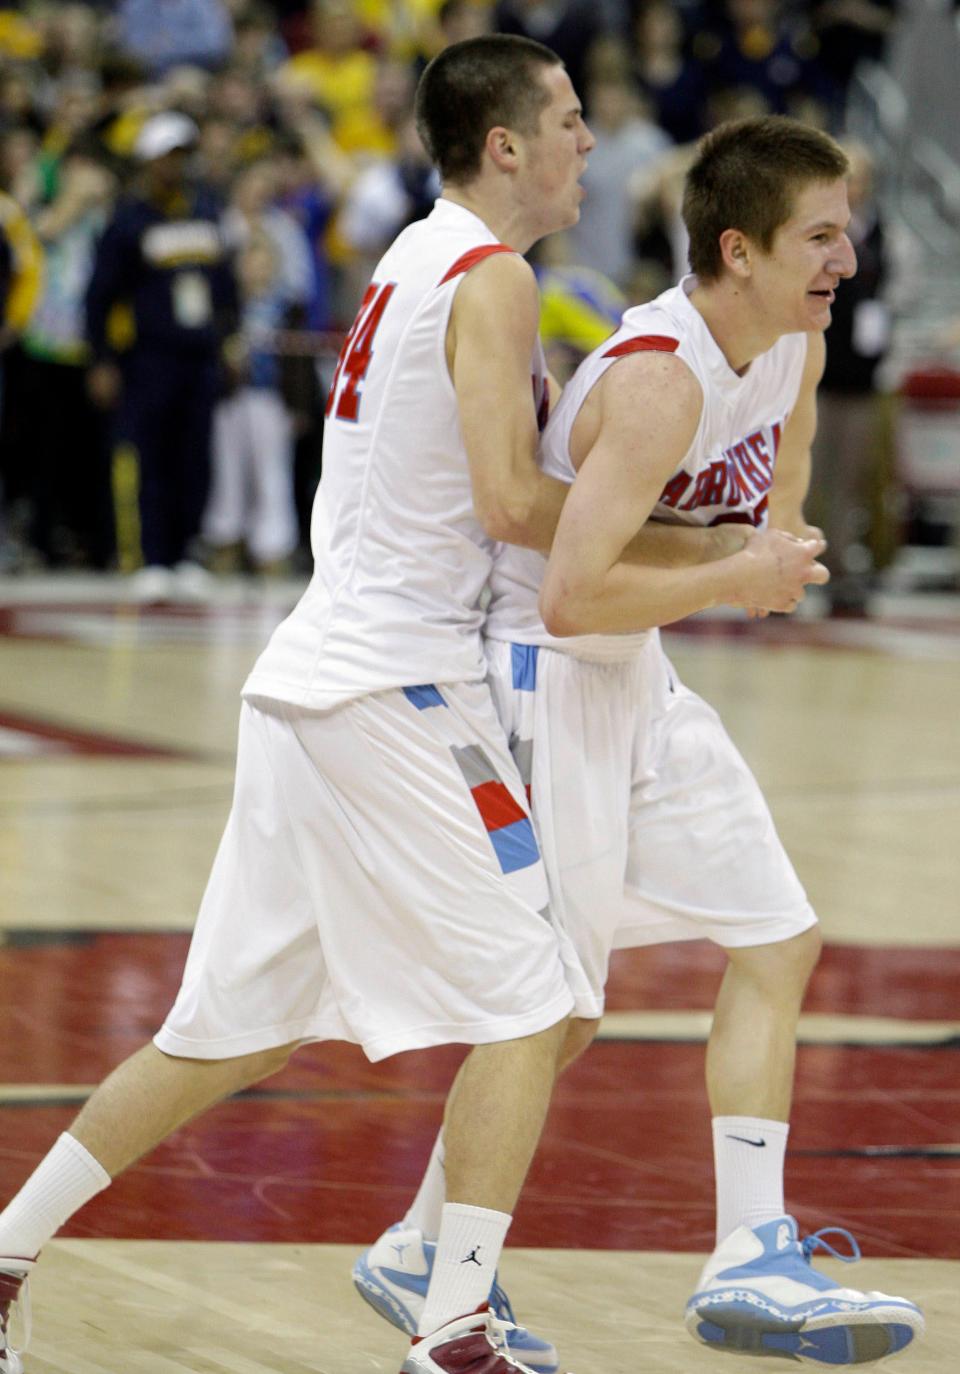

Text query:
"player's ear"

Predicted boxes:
[[486, 125, 520, 172], [718, 228, 752, 279]]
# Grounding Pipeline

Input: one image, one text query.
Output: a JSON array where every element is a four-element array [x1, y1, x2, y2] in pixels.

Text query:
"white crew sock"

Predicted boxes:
[[0, 1133, 111, 1260], [403, 1130, 446, 1241], [712, 1115, 789, 1246], [417, 1202, 510, 1337]]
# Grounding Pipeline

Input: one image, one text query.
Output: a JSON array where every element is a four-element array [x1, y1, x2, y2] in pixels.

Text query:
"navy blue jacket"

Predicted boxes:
[[85, 186, 238, 362]]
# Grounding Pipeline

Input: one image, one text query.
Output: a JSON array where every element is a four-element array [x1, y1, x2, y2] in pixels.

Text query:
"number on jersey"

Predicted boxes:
[[325, 281, 396, 422]]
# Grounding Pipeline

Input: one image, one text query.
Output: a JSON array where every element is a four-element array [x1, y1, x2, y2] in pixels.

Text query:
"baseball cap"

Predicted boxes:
[[134, 112, 199, 162]]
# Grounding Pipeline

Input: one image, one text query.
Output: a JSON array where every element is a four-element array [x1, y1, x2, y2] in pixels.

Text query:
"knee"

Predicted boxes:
[[728, 924, 823, 996]]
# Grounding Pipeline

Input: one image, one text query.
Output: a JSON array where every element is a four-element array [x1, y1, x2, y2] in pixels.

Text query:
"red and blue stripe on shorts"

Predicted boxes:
[[402, 681, 539, 875]]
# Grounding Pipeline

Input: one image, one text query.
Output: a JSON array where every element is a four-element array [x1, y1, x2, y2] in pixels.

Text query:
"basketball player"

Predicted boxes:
[[0, 36, 605, 1374], [0, 47, 837, 1373], [355, 117, 924, 1368]]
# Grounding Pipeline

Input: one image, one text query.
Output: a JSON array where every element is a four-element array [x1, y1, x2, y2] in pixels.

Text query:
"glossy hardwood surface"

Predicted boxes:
[[1, 578, 957, 1367], [22, 1241, 955, 1374]]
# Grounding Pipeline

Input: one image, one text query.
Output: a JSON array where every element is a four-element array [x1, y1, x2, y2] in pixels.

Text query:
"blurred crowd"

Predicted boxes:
[[0, 0, 899, 603]]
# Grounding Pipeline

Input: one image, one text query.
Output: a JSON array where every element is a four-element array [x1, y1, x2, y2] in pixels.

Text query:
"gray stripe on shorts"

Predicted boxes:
[[510, 736, 533, 790], [450, 743, 498, 789]]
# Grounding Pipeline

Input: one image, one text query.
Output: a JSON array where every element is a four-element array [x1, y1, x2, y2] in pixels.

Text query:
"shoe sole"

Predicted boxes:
[[685, 1298, 923, 1364], [352, 1256, 418, 1334]]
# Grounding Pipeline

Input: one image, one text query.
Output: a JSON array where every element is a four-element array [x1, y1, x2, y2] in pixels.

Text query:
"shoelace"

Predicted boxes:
[[801, 1226, 863, 1264], [485, 1312, 525, 1369]]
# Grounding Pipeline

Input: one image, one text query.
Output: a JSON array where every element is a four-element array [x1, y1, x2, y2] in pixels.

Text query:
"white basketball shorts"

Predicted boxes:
[[485, 634, 817, 1018], [155, 681, 577, 1063]]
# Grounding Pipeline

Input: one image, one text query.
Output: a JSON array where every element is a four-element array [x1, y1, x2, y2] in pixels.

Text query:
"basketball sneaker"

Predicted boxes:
[[401, 1306, 571, 1374], [0, 1259, 33, 1374], [685, 1216, 924, 1364], [354, 1224, 559, 1374]]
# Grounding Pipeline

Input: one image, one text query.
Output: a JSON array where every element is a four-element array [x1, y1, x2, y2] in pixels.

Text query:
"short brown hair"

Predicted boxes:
[[683, 116, 849, 281], [415, 34, 562, 185]]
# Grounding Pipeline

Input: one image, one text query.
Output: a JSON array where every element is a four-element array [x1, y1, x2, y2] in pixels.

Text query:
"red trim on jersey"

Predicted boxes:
[[709, 495, 769, 528], [438, 244, 515, 285], [603, 335, 680, 358], [470, 781, 528, 833]]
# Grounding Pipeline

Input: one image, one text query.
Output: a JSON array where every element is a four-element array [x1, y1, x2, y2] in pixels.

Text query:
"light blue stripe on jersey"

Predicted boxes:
[[402, 684, 446, 710], [511, 643, 538, 691]]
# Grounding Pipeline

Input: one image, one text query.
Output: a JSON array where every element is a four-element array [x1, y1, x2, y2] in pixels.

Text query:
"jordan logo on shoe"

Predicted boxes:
[[777, 1224, 792, 1251], [727, 1134, 767, 1148], [461, 1246, 483, 1266]]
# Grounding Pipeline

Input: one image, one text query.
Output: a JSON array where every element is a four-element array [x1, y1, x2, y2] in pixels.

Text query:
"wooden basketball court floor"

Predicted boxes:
[[1, 575, 958, 1372]]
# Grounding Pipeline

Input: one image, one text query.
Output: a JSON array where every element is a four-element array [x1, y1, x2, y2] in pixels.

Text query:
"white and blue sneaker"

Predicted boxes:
[[353, 1224, 559, 1374], [685, 1216, 924, 1364]]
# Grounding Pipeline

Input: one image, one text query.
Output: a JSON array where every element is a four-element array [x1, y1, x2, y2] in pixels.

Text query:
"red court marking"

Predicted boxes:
[[2, 936, 958, 1255], [0, 710, 193, 759], [604, 941, 960, 1022], [3, 1041, 957, 1256], [1, 935, 957, 1086]]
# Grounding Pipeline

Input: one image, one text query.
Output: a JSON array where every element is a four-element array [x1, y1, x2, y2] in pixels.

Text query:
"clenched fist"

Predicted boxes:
[[731, 529, 829, 616]]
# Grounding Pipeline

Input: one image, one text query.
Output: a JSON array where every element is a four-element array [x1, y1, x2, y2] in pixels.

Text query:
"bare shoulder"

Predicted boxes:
[[598, 350, 703, 424], [451, 251, 538, 326]]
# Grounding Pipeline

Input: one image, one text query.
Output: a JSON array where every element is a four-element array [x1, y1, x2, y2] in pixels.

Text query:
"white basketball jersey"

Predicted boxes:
[[244, 199, 548, 709], [485, 276, 808, 658]]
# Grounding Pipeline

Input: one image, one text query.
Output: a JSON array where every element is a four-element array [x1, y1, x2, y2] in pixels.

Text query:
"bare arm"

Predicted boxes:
[[449, 252, 568, 551], [539, 353, 828, 636], [768, 332, 825, 538], [624, 519, 753, 568]]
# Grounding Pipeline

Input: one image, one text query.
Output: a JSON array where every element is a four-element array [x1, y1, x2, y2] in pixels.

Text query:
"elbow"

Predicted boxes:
[[539, 579, 587, 638]]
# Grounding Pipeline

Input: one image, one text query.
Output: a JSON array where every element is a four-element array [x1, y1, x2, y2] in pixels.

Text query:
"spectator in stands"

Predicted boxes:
[[530, 230, 626, 385], [810, 0, 897, 118], [195, 114, 239, 194], [699, 0, 829, 123], [567, 60, 672, 290], [337, 111, 438, 302], [203, 230, 305, 575], [84, 111, 239, 600], [0, 176, 43, 571], [277, 0, 378, 151], [494, 0, 612, 107], [208, 63, 276, 163], [223, 154, 314, 318], [40, 2, 101, 78], [116, 0, 234, 77], [18, 139, 117, 569], [809, 138, 891, 615], [0, 123, 41, 210], [271, 128, 341, 329], [631, 0, 708, 145], [232, 0, 290, 78], [435, 0, 494, 51], [34, 70, 102, 203]]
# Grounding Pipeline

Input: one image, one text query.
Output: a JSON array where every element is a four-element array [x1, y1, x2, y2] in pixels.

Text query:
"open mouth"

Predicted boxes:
[[809, 289, 835, 302]]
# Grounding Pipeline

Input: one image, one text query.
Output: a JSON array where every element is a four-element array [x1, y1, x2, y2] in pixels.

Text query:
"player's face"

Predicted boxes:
[[752, 178, 857, 334], [518, 65, 594, 236]]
